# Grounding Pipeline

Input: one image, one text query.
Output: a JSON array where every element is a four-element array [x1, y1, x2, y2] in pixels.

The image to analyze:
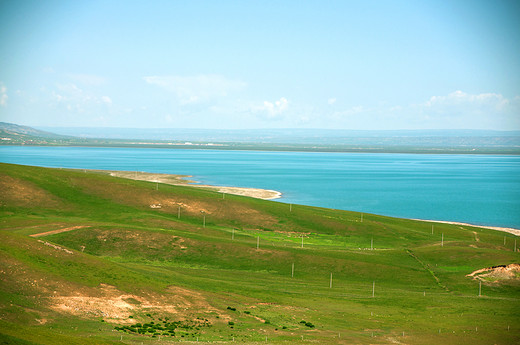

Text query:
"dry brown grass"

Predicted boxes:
[[0, 173, 63, 208]]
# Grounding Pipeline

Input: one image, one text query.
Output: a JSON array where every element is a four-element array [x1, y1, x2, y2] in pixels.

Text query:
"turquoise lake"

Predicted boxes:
[[1, 146, 519, 228]]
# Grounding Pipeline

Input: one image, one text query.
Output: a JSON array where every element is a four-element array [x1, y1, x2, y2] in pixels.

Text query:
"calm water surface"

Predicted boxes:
[[1, 146, 519, 228]]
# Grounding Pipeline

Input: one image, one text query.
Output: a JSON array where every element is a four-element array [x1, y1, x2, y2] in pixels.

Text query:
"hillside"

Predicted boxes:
[[0, 163, 518, 344]]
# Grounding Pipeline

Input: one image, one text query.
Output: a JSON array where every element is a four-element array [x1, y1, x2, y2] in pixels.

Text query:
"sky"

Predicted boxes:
[[0, 0, 519, 130]]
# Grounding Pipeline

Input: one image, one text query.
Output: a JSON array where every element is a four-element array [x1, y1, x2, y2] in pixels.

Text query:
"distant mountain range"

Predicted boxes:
[[1, 122, 519, 153], [36, 126, 520, 142]]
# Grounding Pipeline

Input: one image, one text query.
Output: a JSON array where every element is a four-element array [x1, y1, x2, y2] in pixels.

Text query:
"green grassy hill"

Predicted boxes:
[[0, 162, 518, 344]]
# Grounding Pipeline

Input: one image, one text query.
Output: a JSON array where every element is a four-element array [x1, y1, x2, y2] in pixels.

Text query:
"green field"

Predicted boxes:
[[0, 162, 518, 344]]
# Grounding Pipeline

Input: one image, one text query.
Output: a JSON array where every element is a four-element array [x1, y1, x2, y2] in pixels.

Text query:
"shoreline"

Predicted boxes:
[[81, 168, 518, 233], [411, 218, 520, 236], [94, 169, 282, 200]]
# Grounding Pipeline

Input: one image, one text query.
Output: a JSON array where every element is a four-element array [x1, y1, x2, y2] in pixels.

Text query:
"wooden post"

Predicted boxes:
[[372, 281, 375, 297], [203, 215, 206, 228], [330, 273, 333, 288], [504, 236, 506, 246], [232, 228, 235, 240], [291, 263, 294, 278], [301, 235, 304, 248], [479, 280, 482, 297], [178, 206, 181, 219], [431, 225, 434, 234]]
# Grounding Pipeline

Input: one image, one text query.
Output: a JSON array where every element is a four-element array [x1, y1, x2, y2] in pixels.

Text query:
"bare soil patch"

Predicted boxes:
[[49, 283, 219, 324], [467, 263, 520, 283]]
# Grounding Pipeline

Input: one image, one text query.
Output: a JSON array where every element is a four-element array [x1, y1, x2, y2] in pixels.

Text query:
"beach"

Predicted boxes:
[[97, 169, 282, 200], [412, 219, 520, 236]]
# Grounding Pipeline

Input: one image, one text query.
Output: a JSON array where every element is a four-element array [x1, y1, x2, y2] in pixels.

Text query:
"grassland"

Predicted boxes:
[[0, 162, 518, 344]]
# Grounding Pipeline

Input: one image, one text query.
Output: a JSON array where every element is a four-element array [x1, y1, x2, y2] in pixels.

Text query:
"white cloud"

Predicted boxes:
[[253, 97, 289, 119], [143, 74, 246, 105], [424, 90, 510, 112], [315, 90, 520, 130], [328, 98, 336, 105], [50, 83, 113, 112], [417, 91, 519, 128], [101, 96, 112, 105], [0, 83, 7, 106]]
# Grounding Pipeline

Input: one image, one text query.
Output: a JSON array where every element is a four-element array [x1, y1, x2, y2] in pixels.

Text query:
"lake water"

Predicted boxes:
[[1, 146, 519, 229]]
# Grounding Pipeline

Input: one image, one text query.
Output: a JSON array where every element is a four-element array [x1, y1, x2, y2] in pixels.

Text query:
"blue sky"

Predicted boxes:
[[0, 0, 519, 130]]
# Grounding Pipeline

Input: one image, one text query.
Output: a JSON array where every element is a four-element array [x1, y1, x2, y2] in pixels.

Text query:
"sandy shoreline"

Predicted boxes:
[[412, 218, 520, 236], [92, 169, 282, 200]]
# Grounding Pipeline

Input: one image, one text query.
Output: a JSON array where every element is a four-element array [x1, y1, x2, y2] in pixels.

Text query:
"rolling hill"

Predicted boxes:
[[0, 162, 518, 344]]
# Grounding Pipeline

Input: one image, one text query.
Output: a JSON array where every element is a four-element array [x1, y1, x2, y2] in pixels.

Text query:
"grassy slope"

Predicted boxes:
[[0, 162, 518, 344]]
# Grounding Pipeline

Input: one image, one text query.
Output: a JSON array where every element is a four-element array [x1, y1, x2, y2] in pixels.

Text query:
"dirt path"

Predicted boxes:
[[30, 225, 90, 237]]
